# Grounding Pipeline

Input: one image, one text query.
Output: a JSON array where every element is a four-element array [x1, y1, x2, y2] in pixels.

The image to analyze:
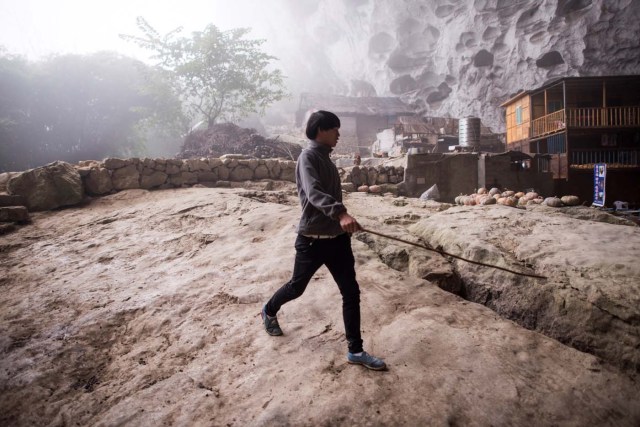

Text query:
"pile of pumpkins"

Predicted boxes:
[[454, 188, 580, 208]]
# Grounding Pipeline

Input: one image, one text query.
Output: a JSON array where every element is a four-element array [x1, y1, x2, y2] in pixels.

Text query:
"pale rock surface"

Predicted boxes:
[[410, 204, 640, 372], [280, 0, 640, 130], [6, 161, 83, 211], [0, 187, 638, 425], [0, 172, 19, 192]]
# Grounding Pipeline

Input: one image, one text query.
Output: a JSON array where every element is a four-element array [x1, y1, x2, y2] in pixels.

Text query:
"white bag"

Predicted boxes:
[[419, 184, 440, 201]]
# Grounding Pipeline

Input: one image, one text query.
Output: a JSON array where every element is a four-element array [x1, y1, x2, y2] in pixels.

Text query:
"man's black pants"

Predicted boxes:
[[265, 233, 363, 353]]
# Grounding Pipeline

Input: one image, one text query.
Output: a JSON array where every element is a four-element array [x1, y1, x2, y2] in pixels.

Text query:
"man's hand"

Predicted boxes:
[[338, 212, 361, 233]]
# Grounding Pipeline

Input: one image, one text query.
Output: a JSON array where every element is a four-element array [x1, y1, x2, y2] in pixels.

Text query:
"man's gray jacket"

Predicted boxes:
[[295, 140, 346, 236]]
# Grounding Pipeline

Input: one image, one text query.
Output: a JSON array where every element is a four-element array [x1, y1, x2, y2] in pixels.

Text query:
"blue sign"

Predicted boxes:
[[593, 163, 606, 207]]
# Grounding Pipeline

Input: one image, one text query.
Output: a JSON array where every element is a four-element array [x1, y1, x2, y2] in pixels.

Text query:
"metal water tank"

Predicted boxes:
[[458, 117, 481, 148]]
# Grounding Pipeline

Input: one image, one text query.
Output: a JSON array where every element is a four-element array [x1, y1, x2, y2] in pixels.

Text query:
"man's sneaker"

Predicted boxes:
[[261, 305, 283, 336], [347, 351, 387, 371]]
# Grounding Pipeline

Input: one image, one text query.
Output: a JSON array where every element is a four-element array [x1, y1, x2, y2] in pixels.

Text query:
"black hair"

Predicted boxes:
[[305, 110, 340, 140]]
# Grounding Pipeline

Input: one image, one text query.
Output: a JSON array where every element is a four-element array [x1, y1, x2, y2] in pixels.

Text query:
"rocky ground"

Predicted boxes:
[[1, 184, 639, 426]]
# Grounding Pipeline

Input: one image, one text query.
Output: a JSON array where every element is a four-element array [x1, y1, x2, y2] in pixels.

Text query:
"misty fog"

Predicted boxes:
[[2, 0, 640, 171]]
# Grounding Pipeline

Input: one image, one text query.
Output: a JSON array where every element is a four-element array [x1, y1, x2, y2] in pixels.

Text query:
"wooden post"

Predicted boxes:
[[544, 90, 548, 133], [602, 80, 607, 126]]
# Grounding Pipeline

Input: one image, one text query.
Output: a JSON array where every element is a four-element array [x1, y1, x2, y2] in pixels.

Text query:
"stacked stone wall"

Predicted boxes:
[[339, 165, 405, 187], [0, 156, 406, 220], [77, 155, 298, 196], [71, 157, 404, 196]]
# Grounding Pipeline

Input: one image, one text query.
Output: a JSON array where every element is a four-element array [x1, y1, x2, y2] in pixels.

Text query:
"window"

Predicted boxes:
[[515, 105, 523, 125], [548, 101, 562, 113]]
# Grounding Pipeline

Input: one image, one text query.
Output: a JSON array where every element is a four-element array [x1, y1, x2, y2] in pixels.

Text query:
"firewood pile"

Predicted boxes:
[[179, 123, 302, 160]]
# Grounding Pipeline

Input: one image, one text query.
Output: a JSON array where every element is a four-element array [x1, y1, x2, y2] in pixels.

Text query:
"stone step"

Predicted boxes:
[[0, 194, 26, 208], [0, 223, 16, 235], [0, 206, 30, 223]]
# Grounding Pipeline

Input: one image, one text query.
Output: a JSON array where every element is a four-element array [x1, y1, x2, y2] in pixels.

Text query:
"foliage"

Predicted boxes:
[[0, 50, 184, 172], [121, 17, 288, 128]]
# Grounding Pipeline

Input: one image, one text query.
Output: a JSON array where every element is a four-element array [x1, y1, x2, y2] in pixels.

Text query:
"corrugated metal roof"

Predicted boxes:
[[395, 116, 436, 134], [298, 93, 415, 116]]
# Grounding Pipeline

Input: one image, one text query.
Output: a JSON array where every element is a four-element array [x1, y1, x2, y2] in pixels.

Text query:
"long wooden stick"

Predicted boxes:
[[360, 227, 547, 280]]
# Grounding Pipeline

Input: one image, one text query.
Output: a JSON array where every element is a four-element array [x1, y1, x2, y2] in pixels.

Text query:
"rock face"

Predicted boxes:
[[410, 204, 640, 372], [7, 161, 83, 211], [276, 0, 640, 131]]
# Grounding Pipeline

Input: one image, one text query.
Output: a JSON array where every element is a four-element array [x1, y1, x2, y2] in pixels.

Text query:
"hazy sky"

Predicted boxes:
[[0, 0, 278, 60]]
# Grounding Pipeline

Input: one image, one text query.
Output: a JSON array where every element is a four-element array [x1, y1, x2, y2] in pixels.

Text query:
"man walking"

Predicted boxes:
[[261, 110, 386, 371]]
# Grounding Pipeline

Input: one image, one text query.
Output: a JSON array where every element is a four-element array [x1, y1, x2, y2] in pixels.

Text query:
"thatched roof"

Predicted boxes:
[[298, 93, 415, 117]]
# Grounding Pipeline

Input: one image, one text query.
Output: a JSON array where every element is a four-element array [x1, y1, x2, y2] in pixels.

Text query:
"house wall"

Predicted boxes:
[[356, 115, 397, 156], [404, 153, 479, 201], [505, 95, 530, 146], [560, 169, 640, 207], [404, 153, 554, 201], [333, 116, 359, 155], [484, 156, 554, 195]]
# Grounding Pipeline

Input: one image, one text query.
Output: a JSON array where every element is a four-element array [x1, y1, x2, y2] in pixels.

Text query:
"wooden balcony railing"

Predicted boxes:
[[570, 149, 639, 166], [566, 107, 640, 128], [531, 110, 565, 138], [531, 107, 640, 138]]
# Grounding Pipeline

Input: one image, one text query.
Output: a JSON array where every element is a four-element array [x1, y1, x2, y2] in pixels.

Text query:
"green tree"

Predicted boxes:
[[121, 17, 287, 128], [0, 48, 33, 171], [0, 50, 185, 171]]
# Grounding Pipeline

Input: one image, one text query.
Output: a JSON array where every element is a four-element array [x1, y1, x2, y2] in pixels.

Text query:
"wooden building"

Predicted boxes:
[[296, 93, 415, 156], [501, 75, 640, 205]]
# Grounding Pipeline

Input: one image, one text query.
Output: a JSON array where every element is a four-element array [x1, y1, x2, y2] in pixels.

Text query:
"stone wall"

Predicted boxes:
[[78, 156, 403, 196], [339, 164, 405, 187], [77, 155, 298, 196], [0, 156, 406, 215]]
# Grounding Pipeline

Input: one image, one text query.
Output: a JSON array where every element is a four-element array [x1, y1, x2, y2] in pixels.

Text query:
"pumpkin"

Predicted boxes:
[[463, 196, 476, 206], [561, 195, 580, 206], [455, 195, 463, 205], [515, 191, 525, 198], [357, 185, 369, 192], [518, 196, 529, 206], [477, 187, 488, 195], [369, 185, 381, 193], [502, 190, 515, 197], [544, 196, 563, 207], [489, 187, 500, 196], [524, 191, 539, 200], [481, 195, 496, 205], [504, 196, 517, 207], [497, 197, 506, 205]]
